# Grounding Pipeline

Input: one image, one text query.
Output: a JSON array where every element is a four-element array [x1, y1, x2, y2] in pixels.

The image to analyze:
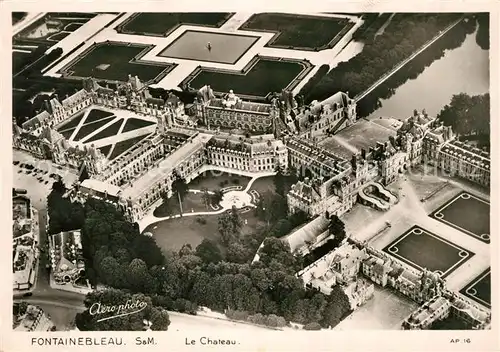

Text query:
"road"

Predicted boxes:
[[354, 17, 465, 102]]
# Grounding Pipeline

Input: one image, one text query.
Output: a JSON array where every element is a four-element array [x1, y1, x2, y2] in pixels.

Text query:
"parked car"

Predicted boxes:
[[23, 292, 32, 297], [44, 181, 49, 184]]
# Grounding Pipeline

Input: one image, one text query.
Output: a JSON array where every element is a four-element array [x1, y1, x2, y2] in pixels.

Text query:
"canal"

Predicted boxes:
[[367, 27, 489, 120]]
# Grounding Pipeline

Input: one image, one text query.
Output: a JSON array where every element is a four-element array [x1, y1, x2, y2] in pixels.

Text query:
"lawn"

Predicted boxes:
[[60, 128, 75, 139], [108, 133, 151, 160], [431, 192, 490, 243], [188, 172, 251, 191], [48, 32, 70, 42], [459, 269, 491, 308], [153, 192, 212, 217], [239, 13, 352, 50], [73, 116, 116, 142], [59, 42, 174, 83], [121, 118, 156, 133], [382, 226, 473, 277], [56, 111, 86, 131], [98, 144, 112, 158], [145, 207, 264, 253], [85, 118, 124, 143], [64, 23, 84, 31], [185, 56, 310, 99], [117, 13, 233, 36], [83, 108, 115, 124], [248, 176, 276, 194]]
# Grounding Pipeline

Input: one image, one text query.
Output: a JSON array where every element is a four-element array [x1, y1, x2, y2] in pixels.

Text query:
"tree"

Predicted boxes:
[[149, 307, 171, 330], [195, 239, 223, 264], [321, 285, 351, 328], [329, 214, 346, 248], [201, 188, 211, 208], [212, 190, 224, 204], [171, 170, 188, 203]]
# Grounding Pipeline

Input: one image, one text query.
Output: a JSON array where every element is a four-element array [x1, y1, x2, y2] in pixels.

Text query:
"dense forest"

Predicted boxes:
[[47, 173, 351, 331]]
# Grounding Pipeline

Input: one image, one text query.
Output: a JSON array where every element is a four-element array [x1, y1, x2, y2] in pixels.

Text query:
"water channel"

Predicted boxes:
[[367, 29, 489, 120]]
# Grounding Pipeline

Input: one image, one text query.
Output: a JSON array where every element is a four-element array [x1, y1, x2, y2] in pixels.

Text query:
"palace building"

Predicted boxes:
[[190, 85, 280, 133]]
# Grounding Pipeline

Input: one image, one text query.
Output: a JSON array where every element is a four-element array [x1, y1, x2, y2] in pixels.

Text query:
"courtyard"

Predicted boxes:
[[240, 13, 354, 50], [116, 13, 233, 37], [335, 285, 419, 330], [382, 226, 473, 277], [430, 192, 490, 243], [158, 30, 259, 64], [58, 42, 176, 83], [183, 56, 312, 100], [459, 269, 491, 308]]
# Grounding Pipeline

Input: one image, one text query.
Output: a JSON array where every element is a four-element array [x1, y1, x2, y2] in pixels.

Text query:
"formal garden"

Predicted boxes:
[[58, 42, 176, 83], [116, 12, 234, 37], [382, 225, 473, 277], [182, 56, 312, 100], [239, 13, 354, 50]]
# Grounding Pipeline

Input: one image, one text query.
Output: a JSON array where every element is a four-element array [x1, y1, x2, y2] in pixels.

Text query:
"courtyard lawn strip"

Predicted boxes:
[[56, 111, 86, 131], [60, 128, 76, 140], [85, 118, 124, 143], [121, 118, 156, 133], [430, 191, 490, 243], [239, 13, 353, 50], [58, 42, 176, 83], [108, 133, 150, 160], [116, 13, 233, 37], [382, 226, 473, 277], [97, 144, 113, 158], [459, 269, 491, 308], [72, 116, 116, 142], [83, 108, 115, 124]]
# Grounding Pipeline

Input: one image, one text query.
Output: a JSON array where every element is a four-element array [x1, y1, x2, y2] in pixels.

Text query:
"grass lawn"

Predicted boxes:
[[60, 128, 76, 139], [240, 13, 351, 50], [382, 226, 473, 276], [153, 192, 212, 217], [85, 119, 124, 143], [56, 111, 86, 131], [48, 32, 70, 42], [186, 57, 308, 99], [118, 13, 233, 36], [108, 133, 150, 160], [83, 108, 114, 124], [188, 172, 251, 191], [146, 207, 264, 253], [98, 144, 112, 158], [248, 175, 276, 194], [122, 118, 156, 133], [64, 23, 84, 31], [73, 116, 116, 141], [60, 42, 174, 82], [459, 269, 491, 308], [431, 192, 490, 243]]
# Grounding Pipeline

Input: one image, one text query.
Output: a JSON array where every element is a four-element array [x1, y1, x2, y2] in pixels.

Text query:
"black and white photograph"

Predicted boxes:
[[2, 2, 497, 351]]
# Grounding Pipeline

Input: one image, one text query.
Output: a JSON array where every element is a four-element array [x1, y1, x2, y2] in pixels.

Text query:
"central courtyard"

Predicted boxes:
[[382, 226, 474, 277], [158, 30, 259, 64]]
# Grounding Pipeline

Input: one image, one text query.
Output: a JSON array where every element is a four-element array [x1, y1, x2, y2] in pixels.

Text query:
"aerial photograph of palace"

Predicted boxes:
[[11, 11, 491, 333]]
